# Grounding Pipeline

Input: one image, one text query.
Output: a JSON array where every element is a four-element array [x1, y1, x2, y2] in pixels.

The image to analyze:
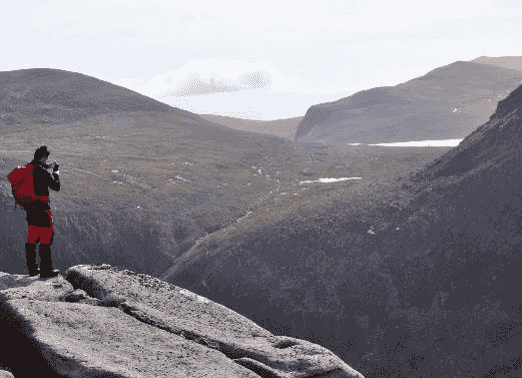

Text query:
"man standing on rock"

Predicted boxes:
[[23, 146, 61, 278]]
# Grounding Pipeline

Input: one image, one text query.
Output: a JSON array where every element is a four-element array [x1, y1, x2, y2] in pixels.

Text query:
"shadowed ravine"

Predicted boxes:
[[164, 83, 522, 378]]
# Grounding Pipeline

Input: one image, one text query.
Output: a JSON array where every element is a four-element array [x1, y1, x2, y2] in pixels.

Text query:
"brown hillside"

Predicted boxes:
[[472, 56, 522, 72], [295, 58, 522, 145], [0, 68, 205, 131], [198, 114, 303, 141], [0, 68, 308, 280], [164, 83, 522, 378]]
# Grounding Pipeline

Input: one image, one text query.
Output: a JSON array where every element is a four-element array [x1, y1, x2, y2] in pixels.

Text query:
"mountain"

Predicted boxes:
[[0, 264, 364, 378], [0, 67, 312, 280], [471, 55, 522, 72], [1, 67, 447, 285], [5, 65, 522, 377], [163, 83, 522, 377], [0, 68, 210, 131], [198, 114, 303, 141], [294, 57, 522, 145]]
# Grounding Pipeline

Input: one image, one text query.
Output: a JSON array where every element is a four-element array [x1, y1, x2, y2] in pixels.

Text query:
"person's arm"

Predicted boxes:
[[49, 171, 60, 191], [46, 165, 60, 192]]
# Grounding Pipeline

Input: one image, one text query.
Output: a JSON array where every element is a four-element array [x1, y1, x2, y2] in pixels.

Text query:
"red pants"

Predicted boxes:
[[27, 209, 54, 244]]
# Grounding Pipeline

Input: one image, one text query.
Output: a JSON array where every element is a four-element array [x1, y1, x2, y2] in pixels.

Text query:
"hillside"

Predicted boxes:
[[295, 58, 522, 145], [0, 68, 208, 131], [0, 110, 301, 279], [0, 68, 313, 279], [0, 67, 449, 282], [198, 114, 303, 141], [4, 66, 519, 377], [164, 83, 522, 377], [472, 55, 522, 72]]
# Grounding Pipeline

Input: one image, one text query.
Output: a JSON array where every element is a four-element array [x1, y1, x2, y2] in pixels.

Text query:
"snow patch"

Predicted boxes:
[[299, 177, 361, 184], [370, 139, 462, 147]]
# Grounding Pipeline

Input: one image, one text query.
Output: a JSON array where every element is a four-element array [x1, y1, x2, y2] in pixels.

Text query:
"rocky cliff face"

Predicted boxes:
[[294, 59, 522, 144], [0, 264, 364, 378]]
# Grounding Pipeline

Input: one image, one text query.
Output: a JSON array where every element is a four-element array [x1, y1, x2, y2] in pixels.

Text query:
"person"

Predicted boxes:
[[23, 146, 60, 278]]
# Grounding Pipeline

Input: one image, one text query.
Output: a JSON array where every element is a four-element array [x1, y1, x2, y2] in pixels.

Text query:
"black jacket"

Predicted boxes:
[[23, 160, 60, 227]]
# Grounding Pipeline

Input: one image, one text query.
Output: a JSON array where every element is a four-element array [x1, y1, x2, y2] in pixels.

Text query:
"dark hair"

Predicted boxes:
[[34, 146, 50, 161]]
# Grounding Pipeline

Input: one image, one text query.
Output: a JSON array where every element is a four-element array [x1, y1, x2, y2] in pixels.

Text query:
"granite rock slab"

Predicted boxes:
[[0, 264, 365, 378]]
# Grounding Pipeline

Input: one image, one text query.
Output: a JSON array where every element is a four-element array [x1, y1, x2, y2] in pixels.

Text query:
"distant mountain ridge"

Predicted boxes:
[[198, 113, 303, 141], [295, 57, 522, 145], [0, 68, 210, 130], [471, 55, 522, 72]]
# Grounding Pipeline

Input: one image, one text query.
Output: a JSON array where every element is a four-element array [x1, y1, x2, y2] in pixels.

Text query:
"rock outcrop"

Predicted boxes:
[[0, 370, 14, 378], [0, 265, 364, 378]]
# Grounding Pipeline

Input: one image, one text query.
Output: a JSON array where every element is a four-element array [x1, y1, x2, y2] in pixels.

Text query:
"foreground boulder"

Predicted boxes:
[[0, 265, 364, 378], [0, 367, 14, 378]]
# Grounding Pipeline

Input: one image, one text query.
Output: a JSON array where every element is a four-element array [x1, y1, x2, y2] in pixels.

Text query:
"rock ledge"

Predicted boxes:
[[0, 264, 364, 378]]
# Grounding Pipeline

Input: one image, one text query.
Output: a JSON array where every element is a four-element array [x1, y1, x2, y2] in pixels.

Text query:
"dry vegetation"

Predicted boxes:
[[3, 67, 522, 377], [0, 109, 448, 278], [1, 109, 485, 378]]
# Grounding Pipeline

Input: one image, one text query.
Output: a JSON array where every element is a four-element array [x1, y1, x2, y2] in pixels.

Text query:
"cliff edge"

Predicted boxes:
[[0, 264, 364, 378]]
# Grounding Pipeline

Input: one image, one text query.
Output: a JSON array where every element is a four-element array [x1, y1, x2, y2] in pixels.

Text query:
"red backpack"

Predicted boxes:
[[7, 163, 49, 210]]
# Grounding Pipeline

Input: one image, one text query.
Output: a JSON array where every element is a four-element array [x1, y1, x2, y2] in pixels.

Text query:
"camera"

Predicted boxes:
[[47, 160, 60, 172]]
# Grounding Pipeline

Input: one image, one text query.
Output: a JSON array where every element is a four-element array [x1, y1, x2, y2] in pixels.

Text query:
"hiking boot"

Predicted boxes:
[[25, 242, 39, 276], [29, 268, 41, 277], [40, 270, 59, 279], [39, 243, 59, 278]]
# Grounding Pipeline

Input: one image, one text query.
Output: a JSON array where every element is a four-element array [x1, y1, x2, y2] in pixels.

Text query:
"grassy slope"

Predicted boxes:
[[198, 113, 303, 141], [0, 109, 295, 275], [0, 108, 445, 280], [160, 146, 459, 376], [295, 60, 522, 145], [163, 87, 522, 377], [4, 67, 522, 377]]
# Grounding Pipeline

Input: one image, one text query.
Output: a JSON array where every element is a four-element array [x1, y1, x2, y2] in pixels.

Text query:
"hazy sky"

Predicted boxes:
[[3, 0, 522, 120]]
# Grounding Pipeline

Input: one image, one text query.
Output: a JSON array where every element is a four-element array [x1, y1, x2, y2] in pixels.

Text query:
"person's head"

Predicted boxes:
[[34, 146, 50, 165]]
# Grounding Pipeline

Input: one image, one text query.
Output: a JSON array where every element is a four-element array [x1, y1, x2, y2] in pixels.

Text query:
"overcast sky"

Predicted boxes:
[[3, 0, 522, 120]]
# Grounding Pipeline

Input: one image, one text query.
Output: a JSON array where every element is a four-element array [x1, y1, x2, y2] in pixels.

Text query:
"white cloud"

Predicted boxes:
[[159, 71, 270, 98], [138, 59, 301, 98]]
